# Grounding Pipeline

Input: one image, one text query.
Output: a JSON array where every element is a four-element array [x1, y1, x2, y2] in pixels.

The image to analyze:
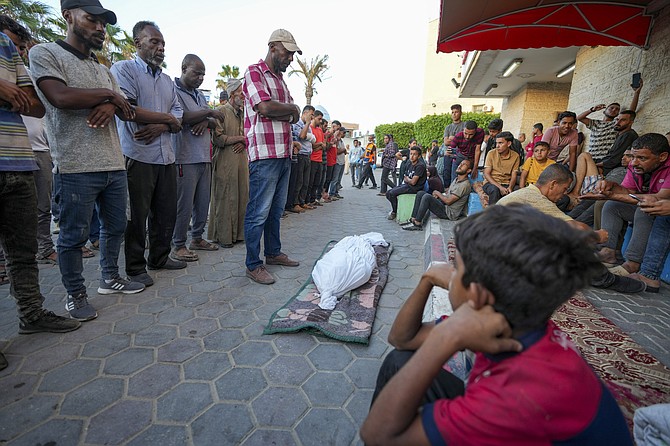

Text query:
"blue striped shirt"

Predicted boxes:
[[0, 33, 36, 172]]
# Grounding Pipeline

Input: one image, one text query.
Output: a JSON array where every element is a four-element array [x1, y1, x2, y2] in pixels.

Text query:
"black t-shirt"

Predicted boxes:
[[406, 161, 427, 192]]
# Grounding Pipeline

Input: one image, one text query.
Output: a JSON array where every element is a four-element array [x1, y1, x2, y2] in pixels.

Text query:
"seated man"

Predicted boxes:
[[361, 205, 633, 446], [582, 133, 670, 274], [629, 198, 670, 293], [518, 141, 554, 188], [402, 159, 472, 231], [386, 146, 426, 220], [542, 111, 579, 171], [569, 110, 638, 200], [482, 131, 520, 205]]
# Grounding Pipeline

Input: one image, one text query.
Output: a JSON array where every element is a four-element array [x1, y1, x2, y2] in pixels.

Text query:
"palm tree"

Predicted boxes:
[[215, 65, 240, 91], [0, 0, 64, 42], [288, 55, 329, 105], [96, 24, 135, 67]]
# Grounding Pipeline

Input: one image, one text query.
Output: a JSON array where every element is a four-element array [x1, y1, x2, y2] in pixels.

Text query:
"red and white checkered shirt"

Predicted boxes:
[[243, 59, 296, 162]]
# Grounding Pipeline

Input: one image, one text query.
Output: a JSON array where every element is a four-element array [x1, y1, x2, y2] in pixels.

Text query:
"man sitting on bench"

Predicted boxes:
[[386, 146, 426, 220]]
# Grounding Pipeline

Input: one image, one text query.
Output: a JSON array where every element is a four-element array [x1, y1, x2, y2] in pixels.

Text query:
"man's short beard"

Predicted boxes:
[[73, 24, 103, 50]]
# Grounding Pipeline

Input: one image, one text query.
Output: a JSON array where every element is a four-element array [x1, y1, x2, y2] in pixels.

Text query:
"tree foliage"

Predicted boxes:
[[96, 24, 135, 68], [216, 65, 240, 91], [0, 0, 64, 42], [288, 54, 329, 106], [376, 112, 501, 150]]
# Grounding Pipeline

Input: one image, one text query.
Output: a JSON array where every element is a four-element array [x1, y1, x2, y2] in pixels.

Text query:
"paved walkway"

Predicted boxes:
[[2, 172, 669, 445], [0, 175, 424, 446]]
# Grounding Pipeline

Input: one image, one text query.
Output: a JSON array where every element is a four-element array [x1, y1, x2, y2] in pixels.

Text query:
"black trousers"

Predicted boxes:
[[371, 349, 465, 408], [380, 166, 396, 193], [358, 163, 377, 187], [308, 160, 322, 203], [294, 155, 311, 205], [125, 159, 177, 275]]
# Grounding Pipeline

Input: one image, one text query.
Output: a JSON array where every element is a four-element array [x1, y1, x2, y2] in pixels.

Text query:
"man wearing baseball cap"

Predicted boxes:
[[60, 0, 117, 25], [242, 29, 302, 285]]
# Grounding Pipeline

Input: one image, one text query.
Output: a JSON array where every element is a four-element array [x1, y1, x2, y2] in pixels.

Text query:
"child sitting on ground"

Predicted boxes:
[[361, 204, 632, 446], [519, 140, 556, 188]]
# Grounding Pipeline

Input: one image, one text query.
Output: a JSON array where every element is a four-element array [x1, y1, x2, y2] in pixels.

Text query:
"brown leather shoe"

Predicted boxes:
[[290, 205, 305, 213], [246, 265, 275, 284], [300, 204, 314, 210], [265, 253, 299, 267]]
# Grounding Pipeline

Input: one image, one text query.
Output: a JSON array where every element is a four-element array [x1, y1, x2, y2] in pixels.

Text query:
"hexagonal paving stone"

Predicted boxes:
[[175, 292, 210, 307], [215, 367, 267, 401], [157, 338, 203, 363], [195, 301, 232, 318], [218, 308, 258, 329], [345, 358, 382, 389], [345, 389, 374, 426], [38, 358, 101, 392], [60, 377, 125, 416], [303, 372, 355, 406], [307, 343, 354, 371], [264, 355, 314, 386], [155, 284, 190, 299], [231, 295, 265, 311], [295, 408, 357, 446], [203, 328, 245, 352], [347, 334, 390, 359], [126, 425, 188, 446], [273, 334, 317, 355], [103, 348, 154, 375], [136, 298, 175, 314], [191, 403, 253, 446], [134, 324, 177, 347], [19, 343, 81, 374], [8, 418, 83, 446], [178, 317, 219, 339], [157, 382, 213, 422], [191, 280, 225, 293], [113, 314, 155, 334], [184, 351, 232, 381], [231, 341, 275, 367], [251, 387, 309, 428], [127, 363, 181, 399], [173, 274, 203, 285], [240, 429, 298, 446], [202, 270, 232, 281], [156, 306, 195, 325], [0, 395, 60, 441], [81, 333, 131, 358], [86, 400, 152, 445]]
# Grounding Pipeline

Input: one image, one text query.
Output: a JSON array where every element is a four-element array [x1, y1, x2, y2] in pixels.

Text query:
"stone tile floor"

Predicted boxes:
[[2, 174, 668, 445], [0, 178, 424, 446]]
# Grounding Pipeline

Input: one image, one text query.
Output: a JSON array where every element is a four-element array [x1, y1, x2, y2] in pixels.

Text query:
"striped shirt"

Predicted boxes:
[[0, 33, 36, 172], [586, 119, 617, 161], [243, 59, 297, 162]]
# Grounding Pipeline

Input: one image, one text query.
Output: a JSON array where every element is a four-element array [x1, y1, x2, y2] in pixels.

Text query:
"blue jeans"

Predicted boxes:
[[329, 163, 344, 195], [601, 200, 654, 264], [640, 216, 670, 281], [244, 158, 291, 270], [54, 171, 127, 295]]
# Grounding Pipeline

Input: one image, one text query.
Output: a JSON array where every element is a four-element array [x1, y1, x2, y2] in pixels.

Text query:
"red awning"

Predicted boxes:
[[438, 0, 658, 53]]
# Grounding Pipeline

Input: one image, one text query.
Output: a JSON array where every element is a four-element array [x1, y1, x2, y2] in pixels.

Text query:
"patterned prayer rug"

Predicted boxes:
[[263, 241, 392, 344], [553, 293, 670, 428]]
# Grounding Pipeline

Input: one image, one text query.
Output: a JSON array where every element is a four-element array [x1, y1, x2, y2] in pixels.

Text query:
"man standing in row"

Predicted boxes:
[[289, 105, 315, 212], [243, 29, 302, 285], [170, 54, 223, 262], [449, 120, 484, 181], [111, 21, 185, 287], [30, 0, 148, 321], [442, 104, 464, 185], [209, 79, 248, 248], [355, 135, 377, 189], [1, 18, 80, 369]]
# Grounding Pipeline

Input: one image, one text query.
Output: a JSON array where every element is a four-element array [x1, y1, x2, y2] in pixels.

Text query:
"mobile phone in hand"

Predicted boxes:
[[629, 193, 642, 202], [632, 73, 642, 89]]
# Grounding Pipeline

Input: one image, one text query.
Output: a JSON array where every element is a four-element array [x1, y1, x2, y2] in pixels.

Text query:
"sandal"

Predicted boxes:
[[81, 246, 95, 258], [170, 247, 199, 261], [188, 239, 220, 251]]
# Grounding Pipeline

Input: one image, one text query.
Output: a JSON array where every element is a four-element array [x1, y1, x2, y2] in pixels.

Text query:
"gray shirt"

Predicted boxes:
[[444, 177, 472, 220], [172, 78, 210, 164], [29, 41, 125, 173], [443, 121, 466, 139], [111, 57, 183, 165], [336, 140, 346, 165]]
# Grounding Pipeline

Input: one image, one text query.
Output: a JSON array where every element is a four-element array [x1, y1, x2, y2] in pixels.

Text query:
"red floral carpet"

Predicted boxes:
[[552, 293, 670, 428]]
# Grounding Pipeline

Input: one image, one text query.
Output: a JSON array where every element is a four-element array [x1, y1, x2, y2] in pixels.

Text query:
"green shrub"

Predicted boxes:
[[373, 122, 415, 149]]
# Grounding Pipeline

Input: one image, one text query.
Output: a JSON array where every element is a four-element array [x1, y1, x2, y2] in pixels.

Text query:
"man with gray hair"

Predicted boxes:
[[170, 54, 224, 262], [209, 78, 248, 248]]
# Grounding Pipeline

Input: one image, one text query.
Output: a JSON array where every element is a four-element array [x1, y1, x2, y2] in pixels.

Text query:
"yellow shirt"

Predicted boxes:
[[522, 157, 556, 185]]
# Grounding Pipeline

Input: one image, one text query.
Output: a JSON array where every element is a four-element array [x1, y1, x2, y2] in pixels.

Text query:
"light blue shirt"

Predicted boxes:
[[291, 118, 313, 156], [349, 144, 363, 164], [111, 57, 183, 165]]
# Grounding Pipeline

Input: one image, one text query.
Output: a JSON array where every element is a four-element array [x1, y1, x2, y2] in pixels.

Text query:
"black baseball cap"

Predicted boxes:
[[61, 0, 117, 25]]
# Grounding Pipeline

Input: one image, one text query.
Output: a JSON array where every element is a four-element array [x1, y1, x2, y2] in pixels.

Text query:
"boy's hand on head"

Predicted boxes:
[[422, 263, 454, 290], [441, 302, 523, 354]]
